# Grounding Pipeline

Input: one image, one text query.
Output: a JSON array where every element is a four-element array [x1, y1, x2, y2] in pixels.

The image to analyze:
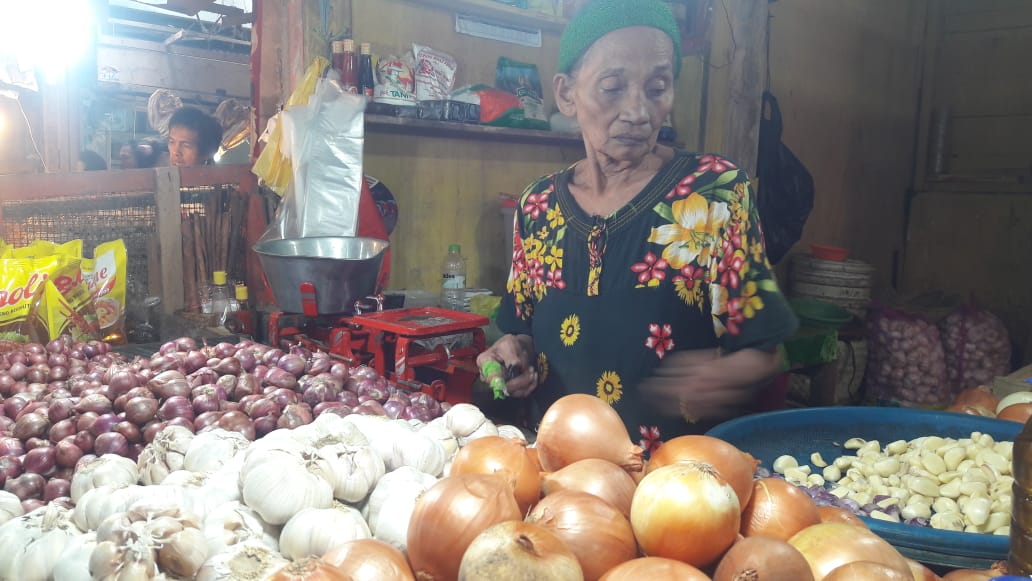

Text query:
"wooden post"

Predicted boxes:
[[154, 167, 185, 315]]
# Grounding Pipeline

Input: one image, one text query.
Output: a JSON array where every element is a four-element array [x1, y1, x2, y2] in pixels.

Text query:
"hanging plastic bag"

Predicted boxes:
[[260, 76, 367, 240], [755, 92, 814, 265], [253, 57, 331, 196]]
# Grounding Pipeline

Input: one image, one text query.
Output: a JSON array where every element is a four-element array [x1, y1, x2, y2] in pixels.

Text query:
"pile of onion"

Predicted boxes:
[[458, 520, 583, 581], [540, 458, 637, 518], [712, 536, 814, 581], [598, 557, 710, 581], [535, 394, 643, 474], [527, 490, 637, 581], [630, 461, 740, 568], [407, 473, 521, 581], [322, 539, 414, 581]]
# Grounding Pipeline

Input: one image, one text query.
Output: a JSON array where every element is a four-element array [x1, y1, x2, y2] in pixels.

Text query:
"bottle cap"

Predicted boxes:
[[235, 284, 249, 301], [213, 271, 227, 285], [448, 244, 461, 253], [342, 38, 355, 52], [332, 40, 344, 53], [360, 42, 371, 55]]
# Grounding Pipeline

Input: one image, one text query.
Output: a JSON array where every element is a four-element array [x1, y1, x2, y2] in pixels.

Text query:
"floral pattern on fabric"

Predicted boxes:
[[645, 323, 675, 359], [597, 371, 623, 404], [497, 151, 798, 445], [560, 314, 581, 347], [639, 425, 662, 455]]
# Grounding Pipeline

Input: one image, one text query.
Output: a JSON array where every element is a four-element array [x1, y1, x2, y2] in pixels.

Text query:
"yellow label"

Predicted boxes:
[[82, 239, 127, 331]]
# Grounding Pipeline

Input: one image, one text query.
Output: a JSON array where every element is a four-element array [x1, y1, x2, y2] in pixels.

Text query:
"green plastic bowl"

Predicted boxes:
[[789, 297, 854, 329]]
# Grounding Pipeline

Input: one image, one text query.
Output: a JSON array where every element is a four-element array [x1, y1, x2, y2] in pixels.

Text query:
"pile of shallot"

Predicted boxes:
[[865, 309, 949, 407], [0, 336, 448, 513], [940, 307, 1011, 393]]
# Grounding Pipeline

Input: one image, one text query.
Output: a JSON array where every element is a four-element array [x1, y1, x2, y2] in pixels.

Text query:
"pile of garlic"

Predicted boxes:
[[0, 401, 514, 581], [774, 432, 1014, 535]]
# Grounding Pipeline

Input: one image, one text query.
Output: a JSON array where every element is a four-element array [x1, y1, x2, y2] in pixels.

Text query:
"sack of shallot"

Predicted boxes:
[[940, 305, 1011, 393], [865, 306, 950, 408]]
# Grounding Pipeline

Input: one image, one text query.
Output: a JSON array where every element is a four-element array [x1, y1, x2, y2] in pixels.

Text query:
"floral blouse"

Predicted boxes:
[[496, 151, 798, 452]]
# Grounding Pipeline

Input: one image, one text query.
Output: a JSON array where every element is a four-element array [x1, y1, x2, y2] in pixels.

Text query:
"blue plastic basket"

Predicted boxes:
[[706, 407, 1022, 570]]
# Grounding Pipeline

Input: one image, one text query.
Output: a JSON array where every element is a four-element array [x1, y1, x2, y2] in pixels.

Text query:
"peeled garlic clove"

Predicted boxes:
[[772, 454, 798, 474], [158, 528, 208, 578], [810, 453, 828, 468], [843, 438, 866, 450]]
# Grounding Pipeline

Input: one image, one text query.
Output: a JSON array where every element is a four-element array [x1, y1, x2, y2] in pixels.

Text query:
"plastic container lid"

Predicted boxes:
[[212, 271, 227, 285], [448, 244, 461, 253], [235, 285, 248, 300]]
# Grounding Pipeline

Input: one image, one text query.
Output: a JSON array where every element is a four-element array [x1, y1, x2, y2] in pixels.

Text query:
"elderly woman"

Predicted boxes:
[[477, 0, 798, 449]]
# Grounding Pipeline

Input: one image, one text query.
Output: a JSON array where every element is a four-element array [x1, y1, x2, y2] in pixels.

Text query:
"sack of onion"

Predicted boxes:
[[940, 305, 1011, 393], [866, 307, 951, 407]]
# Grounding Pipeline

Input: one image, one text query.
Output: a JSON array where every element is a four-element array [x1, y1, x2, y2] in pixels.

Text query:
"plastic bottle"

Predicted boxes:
[[441, 244, 466, 311], [225, 284, 254, 335], [210, 271, 232, 326], [359, 42, 376, 98], [339, 38, 359, 94], [1010, 415, 1032, 575]]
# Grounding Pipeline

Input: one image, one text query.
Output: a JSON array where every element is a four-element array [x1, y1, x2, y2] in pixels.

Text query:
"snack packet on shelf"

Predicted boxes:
[[82, 239, 127, 342], [0, 258, 48, 344], [413, 44, 457, 102], [31, 255, 101, 342]]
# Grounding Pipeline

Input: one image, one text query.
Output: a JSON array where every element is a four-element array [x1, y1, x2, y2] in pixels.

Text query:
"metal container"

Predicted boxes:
[[253, 237, 388, 315]]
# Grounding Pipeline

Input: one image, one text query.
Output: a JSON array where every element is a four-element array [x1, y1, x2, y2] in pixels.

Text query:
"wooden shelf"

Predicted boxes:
[[403, 0, 568, 32], [365, 114, 585, 147]]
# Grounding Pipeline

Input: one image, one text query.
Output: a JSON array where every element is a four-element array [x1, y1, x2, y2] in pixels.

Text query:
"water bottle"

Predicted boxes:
[[441, 244, 466, 311], [1009, 415, 1032, 574]]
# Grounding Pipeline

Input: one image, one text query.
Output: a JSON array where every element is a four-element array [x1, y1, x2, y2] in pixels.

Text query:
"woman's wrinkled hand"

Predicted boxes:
[[476, 334, 539, 398]]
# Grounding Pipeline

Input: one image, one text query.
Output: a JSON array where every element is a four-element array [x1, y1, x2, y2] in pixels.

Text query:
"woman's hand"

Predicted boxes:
[[476, 334, 539, 397], [638, 348, 782, 423]]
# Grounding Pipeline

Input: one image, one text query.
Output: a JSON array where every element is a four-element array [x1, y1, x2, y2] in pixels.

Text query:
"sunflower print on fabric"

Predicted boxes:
[[596, 371, 623, 405], [560, 314, 580, 347]]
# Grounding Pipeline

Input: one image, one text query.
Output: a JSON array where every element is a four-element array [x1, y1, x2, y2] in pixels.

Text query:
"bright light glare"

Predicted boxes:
[[0, 0, 94, 84]]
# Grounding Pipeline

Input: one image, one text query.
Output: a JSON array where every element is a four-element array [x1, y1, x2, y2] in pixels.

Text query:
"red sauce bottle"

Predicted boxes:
[[340, 38, 359, 94]]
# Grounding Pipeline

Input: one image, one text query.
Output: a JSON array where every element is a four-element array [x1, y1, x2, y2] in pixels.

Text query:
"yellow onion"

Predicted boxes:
[[599, 557, 710, 581], [630, 461, 739, 568], [713, 535, 814, 581], [540, 458, 637, 518], [535, 395, 644, 473], [267, 557, 349, 581], [788, 522, 910, 580], [997, 402, 1032, 423], [449, 436, 542, 514], [527, 490, 638, 581], [458, 520, 583, 581], [906, 558, 943, 581], [647, 435, 759, 507], [407, 473, 521, 581], [825, 560, 913, 580], [322, 539, 414, 581], [816, 505, 868, 529], [740, 477, 821, 540]]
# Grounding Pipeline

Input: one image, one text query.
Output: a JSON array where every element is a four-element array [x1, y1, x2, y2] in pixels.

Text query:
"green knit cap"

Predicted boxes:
[[558, 0, 683, 78]]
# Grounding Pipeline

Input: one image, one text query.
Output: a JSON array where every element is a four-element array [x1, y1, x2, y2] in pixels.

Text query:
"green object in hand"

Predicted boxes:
[[481, 360, 508, 400]]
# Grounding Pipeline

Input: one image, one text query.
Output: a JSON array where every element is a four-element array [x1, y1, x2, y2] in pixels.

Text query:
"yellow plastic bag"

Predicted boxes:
[[11, 239, 83, 260], [32, 256, 101, 342], [82, 239, 128, 341], [0, 258, 47, 342], [253, 56, 331, 196]]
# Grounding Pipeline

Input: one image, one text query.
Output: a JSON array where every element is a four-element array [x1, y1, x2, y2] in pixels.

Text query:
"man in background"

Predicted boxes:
[[167, 106, 223, 167]]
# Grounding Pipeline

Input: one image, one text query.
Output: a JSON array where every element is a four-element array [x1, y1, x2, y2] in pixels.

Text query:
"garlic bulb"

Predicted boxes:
[[0, 504, 84, 581], [391, 429, 447, 475], [421, 418, 459, 458], [363, 466, 438, 552], [318, 443, 386, 503], [137, 425, 195, 485], [184, 429, 251, 474], [496, 424, 529, 443], [241, 459, 333, 525], [0, 489, 25, 525], [196, 541, 289, 581], [241, 441, 342, 496], [70, 454, 140, 503], [160, 471, 238, 516], [279, 504, 371, 560], [444, 402, 489, 437], [53, 531, 97, 581], [457, 419, 498, 447], [203, 501, 279, 556], [91, 500, 207, 580], [345, 414, 397, 441], [293, 412, 369, 448], [72, 484, 153, 532]]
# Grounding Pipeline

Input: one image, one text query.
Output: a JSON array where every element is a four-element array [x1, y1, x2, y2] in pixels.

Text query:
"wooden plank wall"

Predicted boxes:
[[765, 0, 927, 288], [902, 0, 1032, 360]]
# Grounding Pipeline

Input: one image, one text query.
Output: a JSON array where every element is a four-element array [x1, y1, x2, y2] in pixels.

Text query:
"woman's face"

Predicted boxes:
[[558, 26, 675, 164]]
